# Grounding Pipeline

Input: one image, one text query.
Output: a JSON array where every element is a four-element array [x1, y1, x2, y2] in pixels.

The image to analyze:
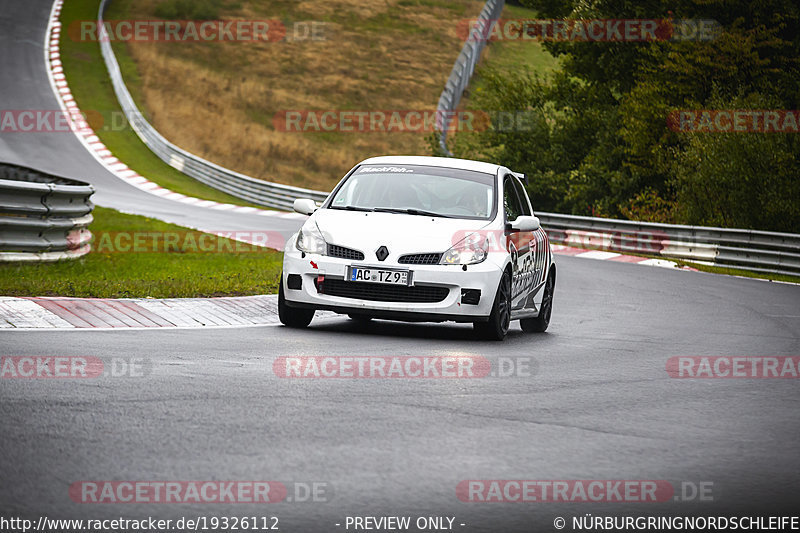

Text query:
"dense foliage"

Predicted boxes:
[[447, 0, 800, 231]]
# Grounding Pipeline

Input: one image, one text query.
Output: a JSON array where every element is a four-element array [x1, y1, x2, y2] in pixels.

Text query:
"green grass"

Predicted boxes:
[[59, 0, 260, 207], [555, 243, 800, 284], [447, 3, 560, 151], [674, 260, 800, 284], [471, 3, 560, 90], [0, 207, 283, 298]]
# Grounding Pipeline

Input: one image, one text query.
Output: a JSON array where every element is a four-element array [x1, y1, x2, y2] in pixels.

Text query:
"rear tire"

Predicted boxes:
[[474, 269, 512, 341], [278, 279, 314, 328], [520, 271, 554, 333]]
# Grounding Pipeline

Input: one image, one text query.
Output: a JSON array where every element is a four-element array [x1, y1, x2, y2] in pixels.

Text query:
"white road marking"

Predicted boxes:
[[638, 258, 683, 269], [0, 298, 74, 328], [575, 250, 621, 260]]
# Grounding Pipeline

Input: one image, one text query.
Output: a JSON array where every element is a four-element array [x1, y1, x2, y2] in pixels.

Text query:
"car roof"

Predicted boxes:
[[358, 155, 503, 175]]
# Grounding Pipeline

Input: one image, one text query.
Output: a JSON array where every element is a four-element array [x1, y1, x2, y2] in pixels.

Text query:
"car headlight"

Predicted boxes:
[[295, 222, 327, 254], [440, 233, 489, 265]]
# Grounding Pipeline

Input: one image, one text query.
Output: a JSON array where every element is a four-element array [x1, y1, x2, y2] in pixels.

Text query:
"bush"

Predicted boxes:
[[671, 95, 800, 232]]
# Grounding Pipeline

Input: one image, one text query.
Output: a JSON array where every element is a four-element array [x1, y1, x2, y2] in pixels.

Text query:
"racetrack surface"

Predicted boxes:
[[2, 256, 799, 531], [1, 1, 799, 531]]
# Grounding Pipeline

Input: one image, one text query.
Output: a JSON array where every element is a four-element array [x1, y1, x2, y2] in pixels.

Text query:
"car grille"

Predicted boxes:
[[327, 244, 365, 260], [398, 253, 442, 265], [316, 279, 449, 303]]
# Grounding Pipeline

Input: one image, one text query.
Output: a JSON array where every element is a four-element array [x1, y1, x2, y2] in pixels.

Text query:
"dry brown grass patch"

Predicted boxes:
[[116, 0, 484, 191]]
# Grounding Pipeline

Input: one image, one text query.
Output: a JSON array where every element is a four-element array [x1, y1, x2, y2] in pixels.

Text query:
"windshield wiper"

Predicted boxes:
[[373, 207, 454, 218], [329, 205, 374, 212]]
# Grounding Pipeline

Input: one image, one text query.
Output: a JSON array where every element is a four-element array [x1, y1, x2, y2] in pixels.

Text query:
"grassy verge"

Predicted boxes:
[[59, 0, 260, 206], [0, 207, 283, 297], [471, 3, 560, 86], [673, 260, 800, 284], [443, 3, 560, 157], [556, 244, 800, 284]]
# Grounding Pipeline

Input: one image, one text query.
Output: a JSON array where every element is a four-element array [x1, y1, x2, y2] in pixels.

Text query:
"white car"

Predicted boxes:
[[279, 156, 555, 340]]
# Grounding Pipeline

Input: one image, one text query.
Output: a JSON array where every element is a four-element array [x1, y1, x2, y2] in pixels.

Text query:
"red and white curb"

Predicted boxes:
[[0, 295, 336, 330], [551, 244, 698, 271], [44, 0, 304, 222], [0, 245, 691, 330]]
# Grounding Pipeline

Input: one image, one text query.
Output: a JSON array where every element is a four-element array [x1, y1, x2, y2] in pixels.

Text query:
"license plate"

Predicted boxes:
[[348, 266, 409, 285]]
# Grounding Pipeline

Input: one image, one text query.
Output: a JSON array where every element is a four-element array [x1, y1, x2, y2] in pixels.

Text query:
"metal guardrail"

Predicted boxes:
[[97, 0, 328, 210], [0, 163, 94, 262], [539, 212, 800, 277], [436, 0, 505, 155]]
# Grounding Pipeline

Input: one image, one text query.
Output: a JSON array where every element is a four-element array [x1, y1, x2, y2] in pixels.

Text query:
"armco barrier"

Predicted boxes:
[[0, 162, 94, 261], [97, 0, 328, 210], [538, 212, 800, 277], [436, 0, 504, 155]]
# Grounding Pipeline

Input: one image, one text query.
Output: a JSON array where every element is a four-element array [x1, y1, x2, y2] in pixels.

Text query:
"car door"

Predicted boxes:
[[502, 174, 534, 310], [514, 180, 549, 309]]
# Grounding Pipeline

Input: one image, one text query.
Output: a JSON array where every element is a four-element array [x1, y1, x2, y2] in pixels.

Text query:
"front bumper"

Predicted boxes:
[[282, 246, 505, 322]]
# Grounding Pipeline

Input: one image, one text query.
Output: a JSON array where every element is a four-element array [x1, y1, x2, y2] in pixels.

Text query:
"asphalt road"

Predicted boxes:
[[1, 0, 800, 531], [2, 256, 800, 531]]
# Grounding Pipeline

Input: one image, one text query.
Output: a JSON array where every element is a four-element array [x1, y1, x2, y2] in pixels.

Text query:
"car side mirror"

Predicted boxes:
[[293, 198, 318, 216], [509, 215, 540, 232]]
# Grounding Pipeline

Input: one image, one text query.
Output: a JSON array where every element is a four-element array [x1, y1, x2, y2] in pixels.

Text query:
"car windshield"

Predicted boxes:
[[327, 164, 496, 220]]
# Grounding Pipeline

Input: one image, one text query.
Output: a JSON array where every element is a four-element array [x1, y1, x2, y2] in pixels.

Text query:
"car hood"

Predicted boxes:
[[313, 209, 493, 258]]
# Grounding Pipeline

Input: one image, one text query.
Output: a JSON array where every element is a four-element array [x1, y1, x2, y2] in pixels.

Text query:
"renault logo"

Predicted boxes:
[[375, 245, 389, 261]]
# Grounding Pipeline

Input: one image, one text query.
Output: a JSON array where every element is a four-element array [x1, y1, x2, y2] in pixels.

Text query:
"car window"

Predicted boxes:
[[328, 164, 496, 220], [503, 176, 524, 222], [512, 178, 532, 216]]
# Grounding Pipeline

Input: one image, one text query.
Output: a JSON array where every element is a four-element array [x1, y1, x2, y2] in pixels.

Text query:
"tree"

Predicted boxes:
[[446, 0, 800, 231]]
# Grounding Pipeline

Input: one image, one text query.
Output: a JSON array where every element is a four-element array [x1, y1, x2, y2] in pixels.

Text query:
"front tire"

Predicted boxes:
[[278, 278, 314, 328], [474, 269, 512, 341], [520, 271, 554, 333]]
